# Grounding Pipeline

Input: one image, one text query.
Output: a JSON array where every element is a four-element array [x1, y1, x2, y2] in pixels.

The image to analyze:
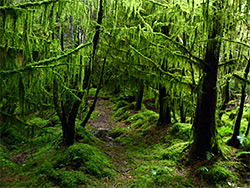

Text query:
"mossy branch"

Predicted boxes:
[[0, 110, 30, 126], [154, 32, 204, 65], [232, 74, 250, 84], [0, 42, 92, 76], [0, 0, 60, 11], [147, 0, 168, 8], [218, 37, 250, 49]]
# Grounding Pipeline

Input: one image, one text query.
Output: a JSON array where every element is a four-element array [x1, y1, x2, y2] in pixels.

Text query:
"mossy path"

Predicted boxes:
[[1, 97, 249, 187], [87, 98, 136, 186], [86, 98, 250, 187], [86, 99, 197, 187]]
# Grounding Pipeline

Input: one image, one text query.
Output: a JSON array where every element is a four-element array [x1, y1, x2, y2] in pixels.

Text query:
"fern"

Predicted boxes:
[[206, 152, 215, 161], [236, 151, 250, 157], [195, 166, 208, 172]]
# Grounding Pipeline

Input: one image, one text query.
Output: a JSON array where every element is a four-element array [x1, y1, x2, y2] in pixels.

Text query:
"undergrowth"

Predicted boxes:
[[1, 97, 249, 187]]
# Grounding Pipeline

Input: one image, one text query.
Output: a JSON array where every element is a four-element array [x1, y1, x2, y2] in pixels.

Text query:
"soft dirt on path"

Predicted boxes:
[[87, 98, 138, 187], [87, 98, 117, 130]]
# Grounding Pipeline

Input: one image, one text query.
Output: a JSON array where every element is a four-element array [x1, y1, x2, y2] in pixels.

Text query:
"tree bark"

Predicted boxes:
[[191, 1, 222, 158], [245, 119, 250, 137], [228, 59, 250, 148], [157, 85, 171, 126], [219, 78, 230, 119], [81, 58, 106, 127], [80, 0, 104, 127], [53, 79, 84, 146], [134, 80, 144, 111], [180, 98, 186, 123]]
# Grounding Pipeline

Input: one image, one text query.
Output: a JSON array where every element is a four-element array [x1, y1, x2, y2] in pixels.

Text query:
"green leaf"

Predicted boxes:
[[236, 151, 250, 157], [73, 156, 81, 160], [206, 152, 214, 161], [195, 166, 208, 172]]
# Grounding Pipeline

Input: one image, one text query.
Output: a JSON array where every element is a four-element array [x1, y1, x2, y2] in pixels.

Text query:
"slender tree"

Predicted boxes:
[[228, 59, 250, 147]]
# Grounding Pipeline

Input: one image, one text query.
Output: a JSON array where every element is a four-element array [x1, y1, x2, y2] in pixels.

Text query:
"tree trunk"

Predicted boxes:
[[191, 1, 222, 158], [53, 79, 83, 147], [219, 78, 230, 119], [157, 85, 171, 126], [245, 119, 250, 137], [81, 58, 106, 127], [180, 98, 186, 123], [134, 80, 144, 111], [80, 0, 104, 127], [228, 59, 250, 148]]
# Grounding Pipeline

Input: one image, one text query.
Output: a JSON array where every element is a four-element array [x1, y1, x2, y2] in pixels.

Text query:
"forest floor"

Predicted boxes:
[[85, 98, 250, 187], [1, 97, 250, 187]]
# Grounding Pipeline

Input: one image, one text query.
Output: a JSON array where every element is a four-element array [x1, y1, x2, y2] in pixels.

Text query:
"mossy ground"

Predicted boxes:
[[1, 98, 249, 187]]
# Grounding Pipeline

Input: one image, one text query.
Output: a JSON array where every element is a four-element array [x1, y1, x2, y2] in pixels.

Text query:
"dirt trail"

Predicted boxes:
[[87, 98, 117, 130], [87, 98, 136, 185]]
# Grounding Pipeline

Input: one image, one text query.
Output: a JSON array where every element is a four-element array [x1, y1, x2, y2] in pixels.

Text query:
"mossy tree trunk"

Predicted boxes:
[[180, 98, 186, 123], [157, 85, 171, 126], [157, 58, 171, 126], [134, 80, 144, 111], [219, 77, 230, 119], [53, 79, 84, 146], [191, 1, 222, 158], [228, 59, 250, 148]]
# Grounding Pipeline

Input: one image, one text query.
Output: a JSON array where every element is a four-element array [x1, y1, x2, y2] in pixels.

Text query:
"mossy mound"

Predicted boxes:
[[113, 106, 132, 121], [35, 143, 114, 187], [113, 100, 129, 111], [170, 123, 192, 141], [130, 165, 192, 187], [205, 165, 232, 184], [161, 142, 189, 162], [108, 127, 127, 139], [75, 123, 101, 144], [126, 110, 158, 134], [59, 143, 113, 178]]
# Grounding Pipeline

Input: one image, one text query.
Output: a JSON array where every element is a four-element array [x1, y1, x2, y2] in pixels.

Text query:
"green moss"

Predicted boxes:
[[113, 100, 129, 111], [26, 116, 49, 128], [130, 165, 192, 187], [113, 107, 131, 121], [161, 142, 189, 162], [205, 165, 232, 184], [38, 161, 62, 184], [127, 110, 158, 131], [170, 123, 192, 141], [61, 143, 113, 178], [0, 144, 15, 168], [75, 122, 101, 144], [60, 170, 94, 187], [108, 127, 127, 139], [89, 88, 97, 96], [90, 110, 100, 120]]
